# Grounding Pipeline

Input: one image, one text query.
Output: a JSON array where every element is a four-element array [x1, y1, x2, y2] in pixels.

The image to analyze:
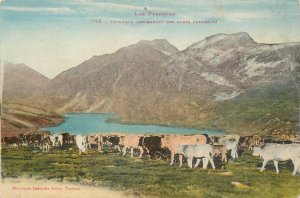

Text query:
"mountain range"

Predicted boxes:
[[3, 32, 300, 135]]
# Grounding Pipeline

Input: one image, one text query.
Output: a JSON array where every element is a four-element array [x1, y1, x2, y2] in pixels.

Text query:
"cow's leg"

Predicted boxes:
[[203, 158, 209, 169], [116, 145, 121, 152], [223, 153, 227, 162], [170, 151, 175, 166], [145, 147, 150, 158], [231, 150, 235, 159], [122, 147, 126, 156], [187, 158, 193, 168], [97, 136, 103, 151], [208, 157, 216, 169], [130, 148, 134, 157], [97, 141, 102, 152], [194, 159, 201, 168], [179, 154, 183, 167], [260, 159, 268, 172], [292, 159, 298, 176], [273, 160, 279, 174], [97, 142, 100, 151], [235, 149, 239, 159], [138, 146, 143, 158], [145, 147, 150, 154]]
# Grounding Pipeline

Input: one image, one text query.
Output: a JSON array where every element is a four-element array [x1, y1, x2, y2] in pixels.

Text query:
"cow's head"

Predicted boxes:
[[160, 135, 167, 148], [252, 147, 262, 157]]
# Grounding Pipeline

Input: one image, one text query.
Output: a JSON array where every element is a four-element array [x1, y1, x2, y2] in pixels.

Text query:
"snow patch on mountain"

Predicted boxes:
[[244, 58, 283, 77], [200, 72, 235, 88], [214, 91, 242, 101]]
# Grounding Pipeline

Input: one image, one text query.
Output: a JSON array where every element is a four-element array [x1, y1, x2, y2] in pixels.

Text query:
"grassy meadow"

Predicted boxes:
[[1, 147, 300, 198]]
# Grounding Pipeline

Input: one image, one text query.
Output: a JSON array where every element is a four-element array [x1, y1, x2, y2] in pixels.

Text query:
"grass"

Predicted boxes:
[[2, 147, 300, 198], [211, 79, 299, 134]]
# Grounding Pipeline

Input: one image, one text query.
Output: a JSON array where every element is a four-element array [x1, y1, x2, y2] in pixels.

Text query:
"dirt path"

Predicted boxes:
[[0, 178, 137, 198]]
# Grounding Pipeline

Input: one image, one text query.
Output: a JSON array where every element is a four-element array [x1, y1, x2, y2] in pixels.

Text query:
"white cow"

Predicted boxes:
[[161, 134, 207, 166], [176, 144, 215, 169], [253, 143, 300, 176], [225, 141, 239, 160], [76, 135, 87, 155]]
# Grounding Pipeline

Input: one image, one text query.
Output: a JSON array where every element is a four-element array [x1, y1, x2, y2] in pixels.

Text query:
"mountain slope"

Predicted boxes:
[[3, 63, 50, 102], [3, 33, 300, 135], [1, 103, 63, 136], [164, 33, 300, 102], [36, 39, 178, 113]]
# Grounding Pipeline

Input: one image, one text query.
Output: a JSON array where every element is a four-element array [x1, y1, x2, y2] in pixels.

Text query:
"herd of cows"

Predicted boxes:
[[2, 132, 300, 176]]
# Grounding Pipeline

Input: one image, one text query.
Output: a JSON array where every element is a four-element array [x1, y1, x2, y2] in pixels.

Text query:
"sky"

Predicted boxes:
[[1, 0, 300, 79]]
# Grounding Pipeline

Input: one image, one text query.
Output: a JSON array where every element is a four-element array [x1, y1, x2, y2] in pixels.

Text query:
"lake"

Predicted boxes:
[[42, 113, 223, 135]]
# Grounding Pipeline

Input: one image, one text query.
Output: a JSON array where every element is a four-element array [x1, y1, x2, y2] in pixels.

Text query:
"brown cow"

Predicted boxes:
[[141, 135, 164, 159], [161, 134, 207, 166], [2, 136, 22, 148], [26, 133, 44, 147], [61, 133, 76, 145], [211, 145, 228, 162], [87, 135, 104, 152], [103, 135, 122, 151], [119, 134, 144, 158]]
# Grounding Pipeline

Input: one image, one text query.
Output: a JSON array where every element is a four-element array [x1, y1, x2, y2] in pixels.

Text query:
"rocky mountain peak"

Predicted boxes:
[[4, 62, 49, 81], [3, 62, 50, 101], [188, 32, 256, 50], [135, 39, 179, 55], [227, 32, 257, 46]]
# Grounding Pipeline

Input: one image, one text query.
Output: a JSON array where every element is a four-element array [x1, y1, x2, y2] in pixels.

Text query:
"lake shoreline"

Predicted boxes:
[[41, 113, 224, 135], [105, 116, 224, 133]]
